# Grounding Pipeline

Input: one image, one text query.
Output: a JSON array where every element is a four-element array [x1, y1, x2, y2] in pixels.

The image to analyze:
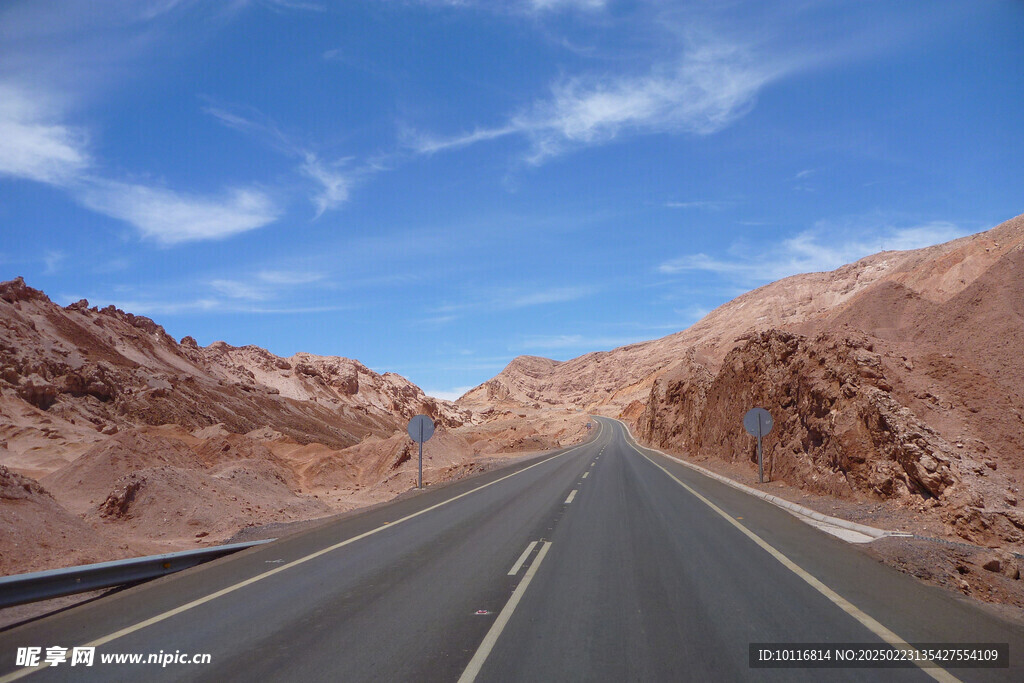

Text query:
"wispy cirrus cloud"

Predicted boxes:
[[78, 181, 280, 245], [210, 279, 269, 301], [424, 284, 597, 316], [528, 0, 606, 10], [658, 220, 970, 284], [209, 269, 326, 302], [409, 38, 784, 164], [410, 125, 519, 155], [206, 104, 357, 217], [0, 2, 320, 246], [507, 285, 593, 307], [257, 269, 325, 285], [0, 84, 90, 185], [43, 250, 65, 275], [664, 200, 732, 210], [381, 0, 606, 14], [513, 333, 649, 351], [300, 153, 351, 218], [0, 82, 282, 245], [67, 266, 339, 316], [78, 298, 351, 316]]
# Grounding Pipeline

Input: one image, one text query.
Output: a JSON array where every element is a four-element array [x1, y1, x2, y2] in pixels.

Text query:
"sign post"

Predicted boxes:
[[407, 414, 435, 490], [743, 407, 773, 484]]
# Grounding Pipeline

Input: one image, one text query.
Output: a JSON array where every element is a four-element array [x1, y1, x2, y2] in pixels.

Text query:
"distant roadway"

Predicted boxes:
[[2, 417, 1022, 681]]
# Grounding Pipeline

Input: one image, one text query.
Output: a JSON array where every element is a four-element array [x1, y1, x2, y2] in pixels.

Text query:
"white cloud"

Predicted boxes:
[[206, 105, 356, 217], [0, 84, 90, 185], [433, 285, 597, 314], [382, 0, 606, 13], [93, 298, 222, 315], [257, 269, 324, 285], [412, 39, 780, 164], [419, 314, 459, 326], [507, 285, 593, 307], [658, 220, 970, 284], [515, 334, 648, 351], [77, 295, 351, 316], [207, 269, 327, 304], [43, 250, 65, 275], [78, 181, 280, 245], [259, 0, 326, 11], [664, 200, 730, 210], [410, 125, 518, 155], [528, 0, 606, 10], [521, 43, 775, 163], [0, 84, 282, 245], [301, 153, 351, 218], [210, 279, 268, 300]]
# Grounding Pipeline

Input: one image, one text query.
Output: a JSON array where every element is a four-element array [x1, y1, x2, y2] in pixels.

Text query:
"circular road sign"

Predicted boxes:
[[743, 407, 773, 437], [407, 414, 435, 443]]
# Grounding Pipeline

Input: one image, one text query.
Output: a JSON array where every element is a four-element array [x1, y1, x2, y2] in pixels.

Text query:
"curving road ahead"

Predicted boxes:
[[2, 417, 1022, 682]]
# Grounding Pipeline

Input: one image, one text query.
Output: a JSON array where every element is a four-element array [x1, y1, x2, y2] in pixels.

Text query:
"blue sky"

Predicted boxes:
[[1, 1, 1022, 400]]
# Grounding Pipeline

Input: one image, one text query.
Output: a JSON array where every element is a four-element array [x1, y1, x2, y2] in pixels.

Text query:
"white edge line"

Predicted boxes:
[[0, 424, 603, 683], [620, 423, 958, 683], [458, 541, 553, 683], [507, 541, 538, 576], [564, 490, 577, 505], [614, 418, 894, 539]]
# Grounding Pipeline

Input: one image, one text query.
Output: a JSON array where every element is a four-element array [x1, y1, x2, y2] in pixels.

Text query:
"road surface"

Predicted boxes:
[[2, 417, 1022, 681]]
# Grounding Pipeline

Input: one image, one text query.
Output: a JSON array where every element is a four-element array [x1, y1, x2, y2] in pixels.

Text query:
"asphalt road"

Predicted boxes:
[[2, 417, 1023, 682]]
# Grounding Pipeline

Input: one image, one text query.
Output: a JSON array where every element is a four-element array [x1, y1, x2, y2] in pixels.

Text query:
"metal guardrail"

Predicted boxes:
[[0, 539, 274, 609]]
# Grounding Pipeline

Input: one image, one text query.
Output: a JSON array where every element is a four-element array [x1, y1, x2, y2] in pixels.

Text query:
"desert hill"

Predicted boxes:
[[0, 279, 588, 576], [461, 214, 1024, 550], [461, 214, 1024, 416], [0, 276, 468, 479]]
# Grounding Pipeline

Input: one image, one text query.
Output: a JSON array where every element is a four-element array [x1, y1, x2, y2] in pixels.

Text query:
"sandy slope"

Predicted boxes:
[[0, 279, 587, 576], [461, 214, 1024, 415], [461, 214, 1024, 553]]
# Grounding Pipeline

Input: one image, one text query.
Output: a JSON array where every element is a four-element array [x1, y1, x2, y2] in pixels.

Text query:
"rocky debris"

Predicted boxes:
[[461, 213, 1024, 553], [1, 464, 132, 576], [5, 213, 1023, 590], [640, 330, 958, 499], [0, 276, 48, 304], [99, 474, 145, 518], [0, 276, 584, 578], [0, 276, 469, 457], [1, 464, 52, 501], [16, 374, 58, 410], [462, 213, 1024, 418], [193, 423, 231, 440], [638, 327, 1024, 547], [980, 551, 1021, 580]]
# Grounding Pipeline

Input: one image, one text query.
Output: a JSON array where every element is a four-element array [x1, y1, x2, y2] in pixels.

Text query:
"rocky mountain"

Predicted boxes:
[[462, 213, 1024, 549], [462, 214, 1024, 416], [1, 278, 591, 576], [0, 276, 467, 478]]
